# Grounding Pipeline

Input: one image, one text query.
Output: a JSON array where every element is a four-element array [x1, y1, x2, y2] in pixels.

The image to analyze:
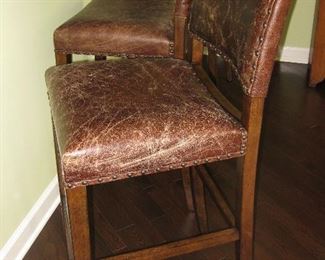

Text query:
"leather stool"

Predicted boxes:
[[46, 0, 292, 259], [54, 0, 191, 65]]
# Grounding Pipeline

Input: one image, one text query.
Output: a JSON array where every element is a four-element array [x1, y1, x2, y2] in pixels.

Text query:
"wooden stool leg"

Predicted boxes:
[[62, 186, 92, 260], [181, 168, 195, 211], [236, 96, 264, 260], [95, 55, 106, 61], [236, 156, 257, 260], [191, 167, 208, 233], [55, 51, 72, 65]]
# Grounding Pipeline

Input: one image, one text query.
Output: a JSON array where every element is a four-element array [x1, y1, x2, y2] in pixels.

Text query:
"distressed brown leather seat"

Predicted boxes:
[[46, 58, 246, 187], [54, 0, 190, 61]]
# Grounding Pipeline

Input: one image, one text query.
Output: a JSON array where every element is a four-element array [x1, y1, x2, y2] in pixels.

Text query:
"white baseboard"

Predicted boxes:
[[278, 47, 310, 64], [0, 177, 60, 260]]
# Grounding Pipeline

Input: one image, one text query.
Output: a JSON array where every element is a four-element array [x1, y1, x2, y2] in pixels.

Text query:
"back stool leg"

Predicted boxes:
[[62, 186, 92, 260], [191, 167, 208, 233], [181, 168, 195, 211], [55, 51, 72, 65], [95, 55, 106, 61]]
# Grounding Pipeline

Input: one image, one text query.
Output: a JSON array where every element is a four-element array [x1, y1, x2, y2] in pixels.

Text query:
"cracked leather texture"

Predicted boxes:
[[54, 0, 177, 57], [190, 0, 292, 97], [46, 59, 247, 187]]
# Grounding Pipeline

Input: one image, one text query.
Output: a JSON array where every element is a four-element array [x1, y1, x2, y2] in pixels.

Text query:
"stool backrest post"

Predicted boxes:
[[175, 0, 192, 59]]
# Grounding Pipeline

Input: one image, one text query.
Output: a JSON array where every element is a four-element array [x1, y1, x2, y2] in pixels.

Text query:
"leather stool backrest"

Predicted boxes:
[[189, 0, 292, 97]]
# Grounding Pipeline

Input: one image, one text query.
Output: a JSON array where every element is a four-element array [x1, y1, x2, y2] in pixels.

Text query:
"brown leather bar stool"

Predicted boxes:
[[45, 0, 292, 259], [54, 0, 191, 65]]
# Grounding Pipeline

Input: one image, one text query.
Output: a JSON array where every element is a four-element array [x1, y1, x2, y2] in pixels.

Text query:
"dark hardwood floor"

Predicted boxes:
[[24, 62, 325, 260]]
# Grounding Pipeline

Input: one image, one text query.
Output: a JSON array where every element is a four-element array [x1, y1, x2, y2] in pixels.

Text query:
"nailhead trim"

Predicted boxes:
[[64, 143, 248, 188], [55, 49, 173, 59], [247, 0, 278, 96]]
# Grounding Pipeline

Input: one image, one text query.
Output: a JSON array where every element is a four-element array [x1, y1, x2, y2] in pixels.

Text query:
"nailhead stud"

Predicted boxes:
[[82, 181, 87, 185], [112, 175, 117, 179], [67, 184, 72, 188], [98, 178, 103, 183], [127, 173, 132, 177]]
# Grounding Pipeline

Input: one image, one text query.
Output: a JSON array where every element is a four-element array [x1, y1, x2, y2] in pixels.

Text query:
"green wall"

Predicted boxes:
[[281, 0, 317, 48], [0, 0, 84, 247], [0, 0, 318, 250]]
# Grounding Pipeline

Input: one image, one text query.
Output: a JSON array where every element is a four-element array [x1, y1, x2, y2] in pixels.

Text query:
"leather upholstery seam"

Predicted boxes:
[[55, 49, 173, 58], [63, 150, 247, 189]]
